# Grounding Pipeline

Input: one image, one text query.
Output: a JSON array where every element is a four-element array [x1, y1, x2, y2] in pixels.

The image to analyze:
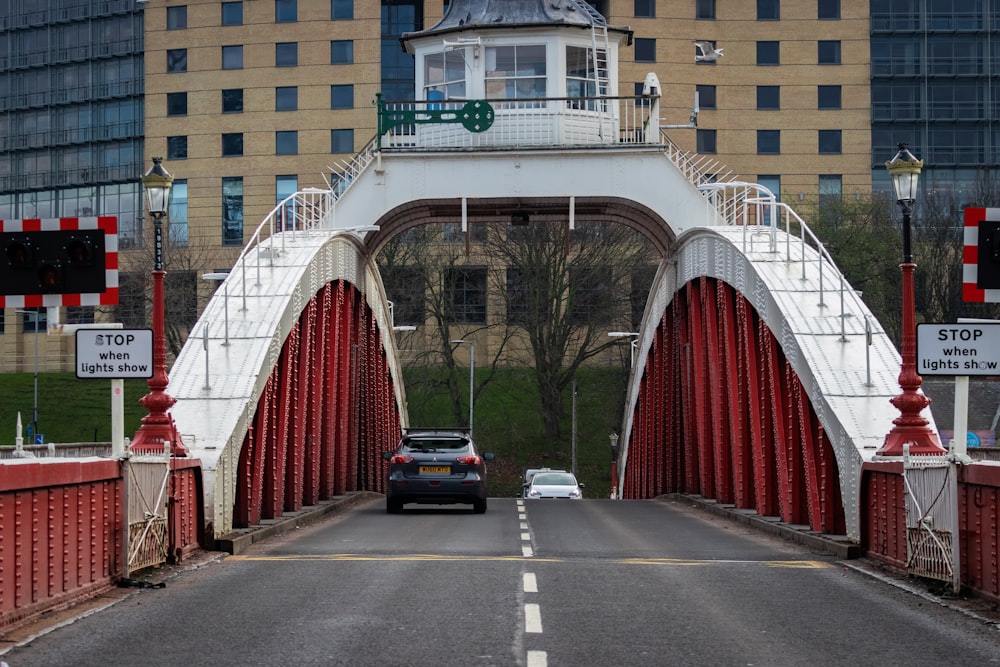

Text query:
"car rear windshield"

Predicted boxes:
[[533, 473, 577, 485], [403, 438, 469, 452]]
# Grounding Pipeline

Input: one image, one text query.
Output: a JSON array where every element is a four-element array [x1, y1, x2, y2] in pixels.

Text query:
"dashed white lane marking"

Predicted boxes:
[[521, 531, 531, 541], [524, 603, 543, 633], [522, 544, 534, 557], [523, 572, 537, 593], [520, 521, 529, 530], [527, 650, 548, 667]]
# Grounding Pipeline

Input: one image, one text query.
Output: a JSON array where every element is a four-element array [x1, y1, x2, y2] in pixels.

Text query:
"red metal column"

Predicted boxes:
[[735, 295, 764, 510], [263, 330, 297, 519], [719, 285, 750, 508], [319, 284, 337, 500], [760, 330, 792, 522], [334, 282, 351, 495], [286, 302, 315, 512], [706, 279, 732, 503], [343, 285, 359, 493], [752, 316, 779, 517], [304, 290, 327, 505], [665, 310, 682, 495]]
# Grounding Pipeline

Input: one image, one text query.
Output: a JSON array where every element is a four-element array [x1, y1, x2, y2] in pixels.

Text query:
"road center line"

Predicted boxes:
[[527, 650, 547, 667], [524, 603, 543, 633], [523, 572, 537, 593]]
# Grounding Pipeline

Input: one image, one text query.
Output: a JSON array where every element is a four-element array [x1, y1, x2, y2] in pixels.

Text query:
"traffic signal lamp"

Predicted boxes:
[[979, 221, 1000, 290], [1, 229, 106, 297]]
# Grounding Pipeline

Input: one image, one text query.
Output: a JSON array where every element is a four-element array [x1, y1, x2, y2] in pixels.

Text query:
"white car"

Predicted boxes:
[[524, 471, 584, 499]]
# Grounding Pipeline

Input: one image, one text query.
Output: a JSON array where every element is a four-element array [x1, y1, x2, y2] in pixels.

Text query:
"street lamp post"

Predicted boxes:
[[877, 144, 946, 457], [15, 309, 41, 440], [609, 431, 620, 499], [450, 339, 475, 437], [608, 331, 640, 367], [131, 157, 187, 457]]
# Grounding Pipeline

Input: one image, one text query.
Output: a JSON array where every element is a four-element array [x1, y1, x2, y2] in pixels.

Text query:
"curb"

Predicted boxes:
[[660, 494, 861, 560], [212, 491, 382, 555]]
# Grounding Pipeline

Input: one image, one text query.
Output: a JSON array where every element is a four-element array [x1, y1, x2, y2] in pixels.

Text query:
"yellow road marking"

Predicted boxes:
[[224, 554, 830, 569]]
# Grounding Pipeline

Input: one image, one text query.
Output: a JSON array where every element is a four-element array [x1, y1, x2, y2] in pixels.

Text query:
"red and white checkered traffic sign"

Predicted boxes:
[[0, 216, 119, 308], [963, 207, 1000, 304]]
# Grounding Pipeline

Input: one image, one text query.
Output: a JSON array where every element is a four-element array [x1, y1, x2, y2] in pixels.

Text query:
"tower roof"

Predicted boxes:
[[404, 0, 616, 41]]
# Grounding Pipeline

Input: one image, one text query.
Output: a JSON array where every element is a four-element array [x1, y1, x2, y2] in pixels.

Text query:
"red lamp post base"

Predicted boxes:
[[130, 394, 187, 457], [876, 262, 947, 458], [130, 266, 187, 457]]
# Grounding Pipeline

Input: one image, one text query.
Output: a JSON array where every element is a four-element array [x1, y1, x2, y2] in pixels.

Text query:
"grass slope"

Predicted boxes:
[[0, 367, 627, 498]]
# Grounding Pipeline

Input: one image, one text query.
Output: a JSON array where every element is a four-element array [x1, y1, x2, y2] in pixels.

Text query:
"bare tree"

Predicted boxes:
[[483, 219, 655, 450], [813, 194, 903, 342], [377, 225, 515, 428], [108, 231, 214, 359]]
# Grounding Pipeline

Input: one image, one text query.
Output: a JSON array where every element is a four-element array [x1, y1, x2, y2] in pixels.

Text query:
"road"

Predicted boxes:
[[4, 497, 1000, 666]]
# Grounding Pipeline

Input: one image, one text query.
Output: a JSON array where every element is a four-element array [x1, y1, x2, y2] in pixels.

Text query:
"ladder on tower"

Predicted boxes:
[[570, 0, 612, 140]]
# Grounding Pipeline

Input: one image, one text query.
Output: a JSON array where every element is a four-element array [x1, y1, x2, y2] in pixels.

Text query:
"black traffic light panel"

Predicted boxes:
[[979, 221, 1000, 290], [1, 229, 106, 297]]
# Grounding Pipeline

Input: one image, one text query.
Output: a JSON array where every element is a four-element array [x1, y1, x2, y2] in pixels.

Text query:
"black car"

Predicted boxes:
[[382, 429, 495, 514]]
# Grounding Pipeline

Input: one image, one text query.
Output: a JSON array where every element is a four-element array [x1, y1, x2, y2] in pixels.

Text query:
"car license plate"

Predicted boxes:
[[419, 465, 450, 474]]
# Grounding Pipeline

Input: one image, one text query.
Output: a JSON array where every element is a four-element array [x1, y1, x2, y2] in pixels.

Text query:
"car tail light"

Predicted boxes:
[[390, 455, 413, 464], [454, 455, 482, 465]]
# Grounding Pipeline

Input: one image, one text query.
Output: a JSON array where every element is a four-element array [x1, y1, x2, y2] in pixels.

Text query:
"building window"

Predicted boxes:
[[506, 268, 530, 325], [425, 50, 467, 100], [697, 129, 717, 153], [634, 0, 655, 17], [167, 6, 187, 30], [222, 177, 244, 246], [332, 0, 353, 19], [276, 0, 296, 22], [485, 45, 547, 100], [696, 84, 716, 109], [696, 0, 715, 19], [634, 38, 656, 63], [223, 88, 244, 113], [276, 42, 298, 67], [818, 40, 841, 64], [446, 267, 487, 324], [331, 84, 354, 109], [169, 180, 189, 247], [276, 175, 298, 229], [818, 0, 840, 19], [757, 85, 780, 109], [276, 175, 298, 202], [222, 133, 244, 157], [819, 174, 842, 207], [167, 92, 187, 116], [276, 131, 298, 155], [331, 40, 354, 64], [818, 85, 841, 109], [570, 266, 612, 325], [222, 2, 243, 26], [757, 174, 781, 225], [757, 130, 780, 154], [222, 45, 243, 70], [167, 136, 188, 160], [276, 86, 298, 111], [167, 49, 187, 73], [819, 130, 842, 154], [66, 306, 96, 325], [757, 41, 780, 65], [384, 266, 426, 325], [331, 129, 354, 153], [757, 0, 779, 20]]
